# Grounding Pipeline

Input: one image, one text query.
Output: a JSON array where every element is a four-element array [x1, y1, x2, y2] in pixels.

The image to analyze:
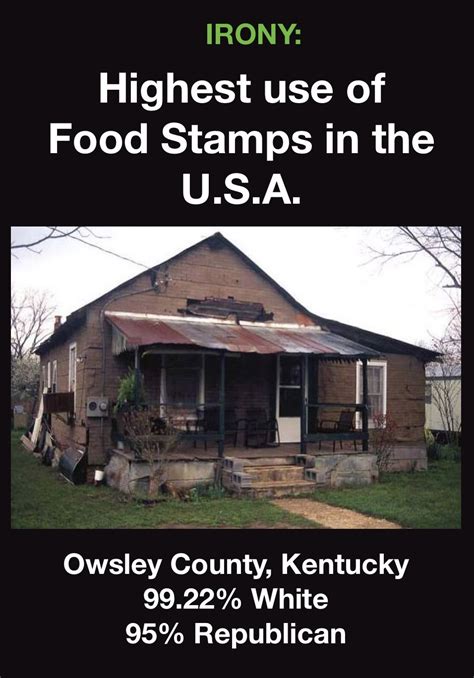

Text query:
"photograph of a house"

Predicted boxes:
[[25, 230, 441, 496]]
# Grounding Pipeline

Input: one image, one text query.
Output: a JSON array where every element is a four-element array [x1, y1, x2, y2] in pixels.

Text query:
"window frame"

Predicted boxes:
[[356, 359, 388, 428], [52, 359, 58, 393], [68, 343, 77, 395]]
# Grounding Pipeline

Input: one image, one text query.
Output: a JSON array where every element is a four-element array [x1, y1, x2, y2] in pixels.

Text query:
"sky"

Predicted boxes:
[[10, 226, 456, 346]]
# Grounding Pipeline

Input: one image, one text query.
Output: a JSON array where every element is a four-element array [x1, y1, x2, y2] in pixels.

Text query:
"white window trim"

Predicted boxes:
[[47, 362, 51, 390], [68, 343, 77, 393], [52, 360, 58, 393], [356, 360, 387, 428]]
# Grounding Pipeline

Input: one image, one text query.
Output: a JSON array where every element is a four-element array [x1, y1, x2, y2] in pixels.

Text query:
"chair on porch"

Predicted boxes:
[[193, 406, 244, 449], [317, 409, 358, 452], [244, 408, 280, 448]]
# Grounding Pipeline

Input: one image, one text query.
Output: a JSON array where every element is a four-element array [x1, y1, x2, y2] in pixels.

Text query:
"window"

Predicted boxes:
[[68, 344, 77, 393], [41, 365, 47, 392], [47, 362, 51, 390], [356, 360, 387, 427], [160, 354, 204, 419], [52, 360, 58, 393]]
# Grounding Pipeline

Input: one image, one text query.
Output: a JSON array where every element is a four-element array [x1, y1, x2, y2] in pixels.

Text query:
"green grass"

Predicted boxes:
[[10, 432, 316, 529], [313, 461, 461, 529]]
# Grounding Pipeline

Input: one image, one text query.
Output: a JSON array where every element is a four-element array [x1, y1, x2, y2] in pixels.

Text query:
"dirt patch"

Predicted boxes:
[[272, 499, 401, 529]]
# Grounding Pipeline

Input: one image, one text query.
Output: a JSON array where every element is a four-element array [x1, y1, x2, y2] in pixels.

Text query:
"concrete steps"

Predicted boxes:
[[245, 464, 307, 482], [222, 456, 317, 498], [242, 479, 318, 498]]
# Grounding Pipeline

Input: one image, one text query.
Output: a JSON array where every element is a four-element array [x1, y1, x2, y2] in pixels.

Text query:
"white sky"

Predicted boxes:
[[11, 226, 455, 346]]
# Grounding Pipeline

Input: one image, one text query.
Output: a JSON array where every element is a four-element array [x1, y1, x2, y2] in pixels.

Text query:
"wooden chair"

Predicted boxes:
[[193, 406, 243, 449], [318, 410, 357, 452], [244, 408, 280, 448]]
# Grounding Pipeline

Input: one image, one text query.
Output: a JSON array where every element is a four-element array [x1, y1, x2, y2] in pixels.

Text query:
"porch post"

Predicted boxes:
[[159, 354, 167, 417], [218, 351, 226, 458], [134, 347, 140, 406], [300, 354, 307, 454], [361, 357, 369, 451]]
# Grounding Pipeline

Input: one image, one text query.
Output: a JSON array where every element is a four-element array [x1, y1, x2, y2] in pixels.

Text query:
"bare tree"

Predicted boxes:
[[11, 226, 149, 269], [427, 334, 461, 445], [11, 227, 85, 254], [11, 289, 55, 360], [368, 227, 461, 289], [367, 226, 461, 357]]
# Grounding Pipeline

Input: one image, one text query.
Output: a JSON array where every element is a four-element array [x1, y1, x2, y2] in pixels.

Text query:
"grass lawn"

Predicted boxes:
[[10, 432, 316, 529], [313, 460, 461, 529]]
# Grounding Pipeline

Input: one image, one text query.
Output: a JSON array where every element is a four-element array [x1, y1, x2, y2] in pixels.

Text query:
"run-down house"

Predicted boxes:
[[34, 232, 438, 496]]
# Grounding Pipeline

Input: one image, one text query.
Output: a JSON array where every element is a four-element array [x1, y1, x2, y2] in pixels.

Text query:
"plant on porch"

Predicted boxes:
[[114, 368, 145, 413]]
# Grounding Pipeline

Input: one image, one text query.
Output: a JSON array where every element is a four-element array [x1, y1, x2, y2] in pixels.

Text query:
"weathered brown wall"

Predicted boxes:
[[318, 354, 426, 443], [204, 354, 276, 423], [38, 323, 90, 451], [87, 239, 315, 322]]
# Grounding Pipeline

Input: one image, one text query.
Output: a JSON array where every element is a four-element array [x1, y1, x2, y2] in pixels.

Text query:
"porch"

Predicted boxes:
[[107, 311, 378, 460], [119, 440, 368, 461], [103, 312, 384, 495]]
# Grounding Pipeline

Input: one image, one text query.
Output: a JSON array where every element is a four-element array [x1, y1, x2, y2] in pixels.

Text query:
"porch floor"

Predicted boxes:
[[164, 440, 365, 460]]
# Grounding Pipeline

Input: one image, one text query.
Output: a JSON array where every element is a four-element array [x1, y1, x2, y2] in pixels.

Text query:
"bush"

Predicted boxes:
[[371, 412, 397, 472], [425, 428, 439, 459], [425, 429, 461, 462], [438, 444, 461, 463]]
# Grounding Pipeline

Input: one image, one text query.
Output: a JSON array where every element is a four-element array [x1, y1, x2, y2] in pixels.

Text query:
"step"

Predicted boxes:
[[244, 464, 306, 482], [224, 456, 297, 467], [238, 479, 317, 499]]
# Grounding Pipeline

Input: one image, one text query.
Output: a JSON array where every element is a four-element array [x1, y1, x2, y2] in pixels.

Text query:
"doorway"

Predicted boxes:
[[276, 355, 306, 443]]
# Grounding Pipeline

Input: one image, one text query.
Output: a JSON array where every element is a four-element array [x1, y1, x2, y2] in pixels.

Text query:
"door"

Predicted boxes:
[[277, 355, 305, 443]]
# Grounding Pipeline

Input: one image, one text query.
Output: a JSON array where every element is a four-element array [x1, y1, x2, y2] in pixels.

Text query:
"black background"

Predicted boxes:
[[4, 3, 470, 676]]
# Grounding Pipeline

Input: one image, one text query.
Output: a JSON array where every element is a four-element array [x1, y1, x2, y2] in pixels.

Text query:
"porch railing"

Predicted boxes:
[[113, 400, 227, 456], [300, 402, 369, 453]]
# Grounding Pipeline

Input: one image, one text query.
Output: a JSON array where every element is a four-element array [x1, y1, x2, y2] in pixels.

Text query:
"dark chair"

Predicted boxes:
[[244, 408, 280, 448], [193, 406, 243, 449], [318, 410, 357, 452]]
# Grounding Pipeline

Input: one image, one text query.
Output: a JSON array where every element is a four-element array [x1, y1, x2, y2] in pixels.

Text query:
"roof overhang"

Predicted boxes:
[[106, 312, 380, 359]]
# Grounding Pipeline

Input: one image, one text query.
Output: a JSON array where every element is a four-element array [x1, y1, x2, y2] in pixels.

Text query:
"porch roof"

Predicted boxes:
[[106, 312, 380, 358]]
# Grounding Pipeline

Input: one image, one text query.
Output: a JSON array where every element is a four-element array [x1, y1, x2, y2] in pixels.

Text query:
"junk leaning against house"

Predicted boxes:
[[20, 391, 87, 484]]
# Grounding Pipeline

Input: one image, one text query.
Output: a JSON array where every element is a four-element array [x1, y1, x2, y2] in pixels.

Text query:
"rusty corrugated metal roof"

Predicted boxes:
[[106, 312, 380, 357]]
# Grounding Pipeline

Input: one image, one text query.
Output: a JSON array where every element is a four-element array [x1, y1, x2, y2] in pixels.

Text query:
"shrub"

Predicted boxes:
[[371, 412, 397, 472], [425, 428, 439, 459], [122, 406, 179, 497]]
